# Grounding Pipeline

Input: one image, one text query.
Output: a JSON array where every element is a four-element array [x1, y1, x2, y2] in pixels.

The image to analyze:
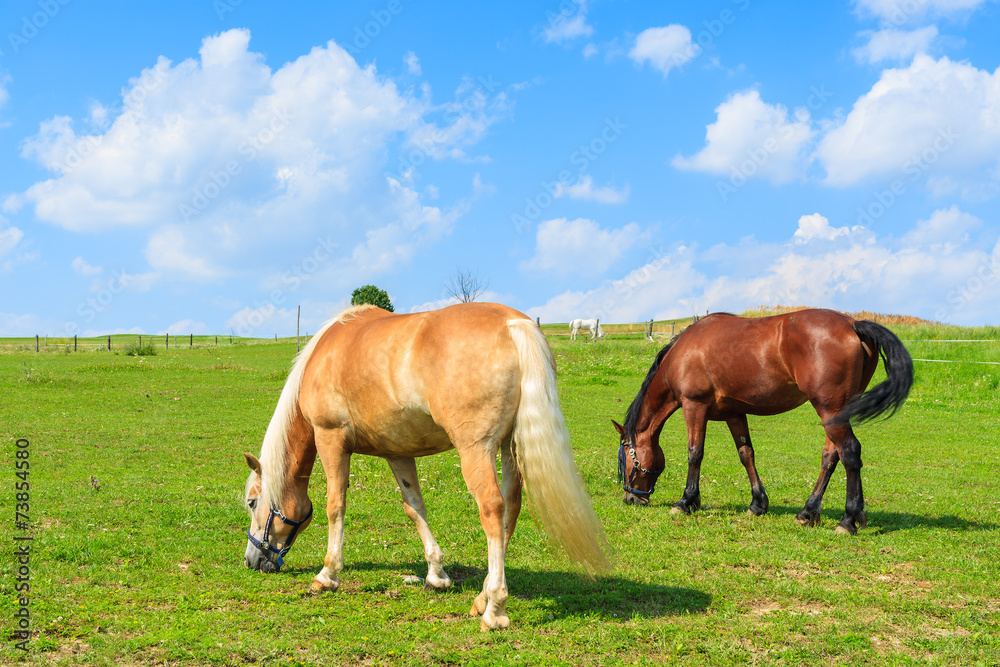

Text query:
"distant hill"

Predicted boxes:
[[740, 305, 937, 326]]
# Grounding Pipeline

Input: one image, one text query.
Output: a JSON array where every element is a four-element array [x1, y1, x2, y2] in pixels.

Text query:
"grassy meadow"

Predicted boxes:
[[1, 318, 999, 665]]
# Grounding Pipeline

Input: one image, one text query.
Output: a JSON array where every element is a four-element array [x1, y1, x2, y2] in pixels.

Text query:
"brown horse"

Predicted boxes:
[[612, 308, 913, 535], [243, 303, 609, 630]]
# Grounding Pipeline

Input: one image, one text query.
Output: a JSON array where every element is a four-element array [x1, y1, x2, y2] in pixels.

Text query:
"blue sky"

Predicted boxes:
[[2, 0, 1000, 337]]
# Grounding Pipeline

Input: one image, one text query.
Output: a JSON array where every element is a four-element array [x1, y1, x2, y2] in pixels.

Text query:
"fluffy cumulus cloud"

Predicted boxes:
[[853, 26, 938, 63], [815, 55, 1000, 188], [4, 29, 502, 291], [629, 25, 698, 76], [520, 217, 644, 277], [672, 90, 815, 184], [529, 209, 1000, 326]]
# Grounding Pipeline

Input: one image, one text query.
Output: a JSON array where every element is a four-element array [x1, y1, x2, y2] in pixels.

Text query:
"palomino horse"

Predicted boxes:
[[569, 318, 605, 340], [612, 309, 913, 535], [243, 303, 609, 630]]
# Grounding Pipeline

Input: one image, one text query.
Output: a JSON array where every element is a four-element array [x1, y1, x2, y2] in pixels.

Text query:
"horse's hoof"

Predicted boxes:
[[469, 594, 487, 618], [795, 516, 811, 526], [669, 506, 687, 515], [834, 524, 856, 536], [309, 580, 334, 594], [480, 612, 510, 631]]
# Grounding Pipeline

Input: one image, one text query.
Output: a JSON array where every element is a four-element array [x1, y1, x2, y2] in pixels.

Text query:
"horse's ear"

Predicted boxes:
[[244, 453, 262, 475], [611, 420, 626, 437]]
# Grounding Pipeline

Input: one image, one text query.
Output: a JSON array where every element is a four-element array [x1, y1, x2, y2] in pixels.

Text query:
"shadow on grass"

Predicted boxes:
[[673, 502, 1000, 534], [300, 560, 711, 621]]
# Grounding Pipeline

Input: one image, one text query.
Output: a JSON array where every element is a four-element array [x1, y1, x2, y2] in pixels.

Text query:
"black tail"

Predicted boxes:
[[832, 320, 914, 425]]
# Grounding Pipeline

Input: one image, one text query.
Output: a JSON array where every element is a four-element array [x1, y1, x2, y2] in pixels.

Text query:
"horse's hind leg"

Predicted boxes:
[[457, 444, 510, 631], [386, 457, 452, 591], [499, 438, 523, 554], [831, 423, 867, 535], [726, 415, 768, 516], [796, 436, 839, 528]]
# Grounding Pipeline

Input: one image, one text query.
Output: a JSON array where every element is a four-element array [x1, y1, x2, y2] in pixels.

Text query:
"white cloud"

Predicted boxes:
[[794, 213, 853, 243], [529, 208, 999, 326], [520, 217, 644, 277], [145, 226, 224, 280], [71, 256, 103, 276], [554, 175, 630, 204], [672, 90, 815, 183], [542, 2, 594, 44], [629, 25, 698, 76], [816, 55, 1000, 187], [0, 216, 24, 260], [4, 29, 505, 292], [901, 204, 981, 248], [404, 51, 421, 75], [854, 0, 989, 23], [853, 26, 938, 63]]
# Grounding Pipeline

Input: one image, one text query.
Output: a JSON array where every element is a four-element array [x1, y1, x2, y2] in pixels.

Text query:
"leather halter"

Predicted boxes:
[[246, 502, 313, 567], [618, 442, 664, 497]]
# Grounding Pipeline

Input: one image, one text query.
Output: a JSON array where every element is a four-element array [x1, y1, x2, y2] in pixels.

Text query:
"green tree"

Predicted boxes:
[[350, 284, 394, 312]]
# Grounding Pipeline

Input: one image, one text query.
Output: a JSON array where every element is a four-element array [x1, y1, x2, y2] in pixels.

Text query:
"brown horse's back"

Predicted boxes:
[[665, 309, 871, 419]]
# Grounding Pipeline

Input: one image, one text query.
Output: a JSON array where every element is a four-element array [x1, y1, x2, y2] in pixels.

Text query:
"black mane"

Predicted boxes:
[[623, 337, 677, 441]]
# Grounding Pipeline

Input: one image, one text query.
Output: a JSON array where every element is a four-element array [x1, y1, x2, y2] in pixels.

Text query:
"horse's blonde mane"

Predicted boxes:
[[252, 311, 346, 507]]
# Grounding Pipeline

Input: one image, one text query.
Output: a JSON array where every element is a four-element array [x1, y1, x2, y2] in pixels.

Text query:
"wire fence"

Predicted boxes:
[[0, 333, 310, 354]]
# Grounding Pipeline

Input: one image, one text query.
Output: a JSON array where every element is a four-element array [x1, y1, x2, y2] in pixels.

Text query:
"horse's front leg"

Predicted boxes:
[[311, 428, 351, 592], [673, 400, 707, 515], [386, 457, 452, 591]]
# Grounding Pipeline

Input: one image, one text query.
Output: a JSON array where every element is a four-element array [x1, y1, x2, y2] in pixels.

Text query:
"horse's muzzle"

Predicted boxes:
[[623, 491, 649, 506]]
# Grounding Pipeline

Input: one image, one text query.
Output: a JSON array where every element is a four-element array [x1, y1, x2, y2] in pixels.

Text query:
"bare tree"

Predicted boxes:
[[445, 269, 490, 303]]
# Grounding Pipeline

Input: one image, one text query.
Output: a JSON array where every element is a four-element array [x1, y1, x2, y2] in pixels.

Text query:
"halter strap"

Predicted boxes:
[[246, 501, 313, 567], [618, 442, 664, 496]]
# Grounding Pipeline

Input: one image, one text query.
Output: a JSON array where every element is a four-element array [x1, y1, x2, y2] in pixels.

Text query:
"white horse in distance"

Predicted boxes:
[[569, 318, 605, 340]]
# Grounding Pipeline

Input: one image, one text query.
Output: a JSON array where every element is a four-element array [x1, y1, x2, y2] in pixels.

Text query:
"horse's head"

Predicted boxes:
[[243, 453, 313, 573], [612, 420, 663, 506]]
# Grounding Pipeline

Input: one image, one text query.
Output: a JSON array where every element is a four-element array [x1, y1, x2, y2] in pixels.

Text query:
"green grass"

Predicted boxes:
[[2, 328, 999, 665]]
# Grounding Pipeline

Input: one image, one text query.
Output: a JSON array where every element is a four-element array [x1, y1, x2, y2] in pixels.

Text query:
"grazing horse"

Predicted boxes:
[[570, 318, 605, 340], [612, 309, 913, 535], [243, 302, 609, 630]]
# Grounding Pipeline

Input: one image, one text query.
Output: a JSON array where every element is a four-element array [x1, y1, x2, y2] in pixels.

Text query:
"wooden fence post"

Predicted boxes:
[[190, 333, 193, 348], [35, 335, 39, 352], [166, 333, 169, 350], [74, 335, 77, 352], [107, 335, 111, 351]]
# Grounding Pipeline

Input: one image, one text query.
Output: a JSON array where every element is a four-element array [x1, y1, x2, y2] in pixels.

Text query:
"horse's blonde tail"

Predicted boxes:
[[506, 319, 611, 575]]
